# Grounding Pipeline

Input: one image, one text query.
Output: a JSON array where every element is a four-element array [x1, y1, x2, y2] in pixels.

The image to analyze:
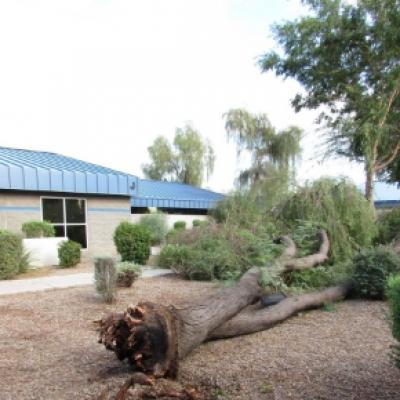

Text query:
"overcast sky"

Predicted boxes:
[[0, 0, 366, 193]]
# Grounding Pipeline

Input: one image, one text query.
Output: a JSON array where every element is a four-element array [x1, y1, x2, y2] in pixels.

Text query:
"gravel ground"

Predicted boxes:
[[0, 275, 399, 400]]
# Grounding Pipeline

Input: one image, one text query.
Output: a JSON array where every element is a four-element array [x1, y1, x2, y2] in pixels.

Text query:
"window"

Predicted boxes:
[[42, 197, 87, 249]]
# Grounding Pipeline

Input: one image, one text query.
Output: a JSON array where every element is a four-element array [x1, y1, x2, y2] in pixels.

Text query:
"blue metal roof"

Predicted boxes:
[[0, 147, 138, 196], [132, 179, 225, 209]]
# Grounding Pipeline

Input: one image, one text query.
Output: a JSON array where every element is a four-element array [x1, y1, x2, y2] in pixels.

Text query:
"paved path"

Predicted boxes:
[[0, 268, 173, 296]]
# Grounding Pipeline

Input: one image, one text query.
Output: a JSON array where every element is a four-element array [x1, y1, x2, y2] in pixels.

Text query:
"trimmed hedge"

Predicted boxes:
[[0, 230, 27, 279], [173, 221, 186, 230], [113, 222, 151, 264], [58, 240, 81, 267], [352, 246, 400, 299], [22, 220, 55, 238]]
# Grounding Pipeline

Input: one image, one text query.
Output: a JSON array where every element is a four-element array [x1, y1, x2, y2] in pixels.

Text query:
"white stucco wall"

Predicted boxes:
[[131, 213, 208, 229], [23, 237, 66, 267]]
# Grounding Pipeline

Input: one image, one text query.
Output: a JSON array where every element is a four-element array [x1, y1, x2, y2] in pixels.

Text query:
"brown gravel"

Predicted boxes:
[[0, 276, 399, 400]]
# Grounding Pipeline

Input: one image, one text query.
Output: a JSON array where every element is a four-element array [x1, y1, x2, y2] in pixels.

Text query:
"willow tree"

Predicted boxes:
[[260, 0, 400, 205], [223, 108, 302, 207], [142, 124, 215, 187]]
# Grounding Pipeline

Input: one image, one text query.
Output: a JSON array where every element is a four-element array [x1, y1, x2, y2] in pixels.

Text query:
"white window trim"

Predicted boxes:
[[40, 196, 89, 251]]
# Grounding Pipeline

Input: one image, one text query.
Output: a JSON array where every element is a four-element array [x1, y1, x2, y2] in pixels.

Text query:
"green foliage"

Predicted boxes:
[[223, 108, 302, 206], [142, 124, 215, 186], [288, 262, 353, 291], [94, 257, 117, 303], [0, 229, 27, 279], [192, 219, 204, 227], [159, 223, 280, 281], [376, 207, 400, 244], [116, 261, 141, 287], [352, 246, 400, 300], [173, 221, 186, 230], [275, 178, 376, 263], [387, 275, 400, 368], [58, 240, 81, 267], [138, 213, 168, 245], [113, 222, 151, 264], [260, 0, 400, 199], [22, 220, 55, 238]]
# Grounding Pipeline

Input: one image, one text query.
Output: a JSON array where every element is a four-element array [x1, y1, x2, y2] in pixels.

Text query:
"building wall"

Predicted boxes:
[[0, 191, 131, 261], [86, 197, 131, 257], [0, 192, 41, 232]]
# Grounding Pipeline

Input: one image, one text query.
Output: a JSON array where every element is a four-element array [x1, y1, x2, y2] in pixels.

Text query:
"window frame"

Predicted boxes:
[[40, 196, 89, 250]]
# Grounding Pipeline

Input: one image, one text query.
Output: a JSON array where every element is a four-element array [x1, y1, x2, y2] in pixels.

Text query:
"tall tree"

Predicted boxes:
[[142, 124, 215, 186], [224, 108, 302, 205], [260, 0, 400, 205]]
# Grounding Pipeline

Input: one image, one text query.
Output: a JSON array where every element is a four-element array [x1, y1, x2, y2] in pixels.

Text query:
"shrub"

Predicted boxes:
[[387, 275, 400, 368], [138, 213, 168, 245], [116, 262, 141, 287], [94, 257, 117, 303], [192, 219, 202, 227], [352, 246, 400, 299], [0, 230, 27, 279], [173, 221, 186, 230], [58, 240, 81, 267], [376, 206, 400, 244], [113, 222, 151, 264], [275, 178, 377, 263], [22, 220, 55, 238], [160, 224, 280, 281]]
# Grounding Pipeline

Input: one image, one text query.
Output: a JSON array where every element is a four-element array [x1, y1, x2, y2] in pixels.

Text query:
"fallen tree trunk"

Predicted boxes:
[[98, 229, 345, 382]]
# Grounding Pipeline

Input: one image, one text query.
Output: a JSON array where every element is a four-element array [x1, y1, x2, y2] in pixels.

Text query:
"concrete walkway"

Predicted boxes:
[[0, 267, 173, 296]]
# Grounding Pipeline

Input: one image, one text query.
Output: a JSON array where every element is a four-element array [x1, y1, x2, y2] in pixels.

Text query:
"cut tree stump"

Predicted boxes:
[[97, 229, 350, 399]]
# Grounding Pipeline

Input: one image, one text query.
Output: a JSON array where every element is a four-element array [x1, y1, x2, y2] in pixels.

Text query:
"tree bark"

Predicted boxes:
[[98, 229, 348, 384]]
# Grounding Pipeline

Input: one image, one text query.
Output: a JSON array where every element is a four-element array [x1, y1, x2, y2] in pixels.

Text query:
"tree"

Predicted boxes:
[[259, 0, 400, 205], [223, 108, 302, 206], [142, 124, 215, 187], [97, 230, 350, 399]]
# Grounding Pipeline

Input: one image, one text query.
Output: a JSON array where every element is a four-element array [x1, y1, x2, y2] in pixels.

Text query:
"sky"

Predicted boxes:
[[0, 0, 367, 194]]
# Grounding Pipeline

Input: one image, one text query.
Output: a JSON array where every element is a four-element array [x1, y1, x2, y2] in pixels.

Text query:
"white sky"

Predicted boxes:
[[0, 0, 365, 193]]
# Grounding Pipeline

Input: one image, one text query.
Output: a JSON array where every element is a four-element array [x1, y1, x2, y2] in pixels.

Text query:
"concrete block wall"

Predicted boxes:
[[0, 193, 41, 232], [0, 192, 131, 261], [86, 197, 131, 258]]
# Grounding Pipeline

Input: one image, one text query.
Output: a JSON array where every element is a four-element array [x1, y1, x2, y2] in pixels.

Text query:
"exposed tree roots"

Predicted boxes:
[[97, 229, 351, 399]]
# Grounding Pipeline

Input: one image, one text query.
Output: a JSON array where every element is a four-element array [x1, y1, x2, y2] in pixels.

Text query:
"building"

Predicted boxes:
[[0, 146, 224, 258]]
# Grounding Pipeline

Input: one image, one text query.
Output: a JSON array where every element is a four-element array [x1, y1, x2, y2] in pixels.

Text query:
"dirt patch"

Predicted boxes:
[[15, 261, 93, 279], [0, 276, 399, 400]]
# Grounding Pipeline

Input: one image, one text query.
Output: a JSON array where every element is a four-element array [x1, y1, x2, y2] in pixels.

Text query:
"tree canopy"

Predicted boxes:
[[260, 0, 400, 204], [223, 108, 302, 206], [142, 124, 215, 187]]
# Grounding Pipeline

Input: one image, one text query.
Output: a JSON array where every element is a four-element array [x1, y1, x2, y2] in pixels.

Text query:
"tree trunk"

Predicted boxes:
[[98, 229, 348, 387], [365, 162, 375, 207]]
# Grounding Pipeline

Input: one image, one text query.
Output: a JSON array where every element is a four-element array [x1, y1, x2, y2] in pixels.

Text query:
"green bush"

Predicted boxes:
[[387, 275, 400, 368], [173, 221, 186, 230], [22, 220, 55, 238], [116, 261, 141, 287], [138, 213, 168, 245], [94, 257, 117, 303], [58, 240, 81, 267], [113, 222, 151, 264], [275, 178, 377, 263], [192, 219, 202, 227], [352, 246, 400, 299], [376, 207, 400, 244], [160, 224, 280, 281], [0, 230, 28, 279]]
